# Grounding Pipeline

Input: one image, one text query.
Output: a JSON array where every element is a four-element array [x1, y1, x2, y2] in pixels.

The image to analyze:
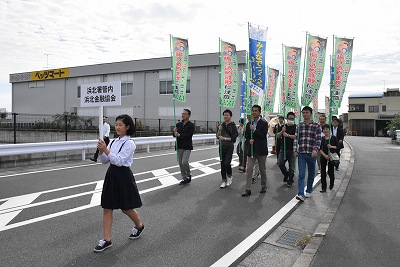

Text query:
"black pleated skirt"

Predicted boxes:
[[101, 164, 142, 210]]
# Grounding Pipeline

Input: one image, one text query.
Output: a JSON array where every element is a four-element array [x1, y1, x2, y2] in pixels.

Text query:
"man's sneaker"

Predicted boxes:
[[220, 181, 226, 189], [179, 177, 189, 185], [305, 192, 312, 198], [296, 194, 305, 202], [287, 183, 293, 188], [317, 170, 321, 174], [226, 177, 233, 187], [90, 158, 97, 162], [94, 239, 112, 252], [129, 224, 145, 239]]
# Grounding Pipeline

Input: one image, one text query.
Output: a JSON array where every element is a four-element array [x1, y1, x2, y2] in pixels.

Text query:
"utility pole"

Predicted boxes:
[[44, 53, 53, 69]]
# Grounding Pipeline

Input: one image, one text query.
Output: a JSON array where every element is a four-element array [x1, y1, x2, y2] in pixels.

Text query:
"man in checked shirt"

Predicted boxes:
[[293, 106, 322, 201]]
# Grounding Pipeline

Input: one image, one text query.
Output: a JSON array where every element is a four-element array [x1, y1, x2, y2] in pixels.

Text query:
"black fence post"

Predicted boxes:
[[13, 113, 17, 144], [193, 120, 196, 134], [158, 119, 161, 136], [64, 114, 68, 141], [134, 118, 137, 137], [206, 121, 209, 134]]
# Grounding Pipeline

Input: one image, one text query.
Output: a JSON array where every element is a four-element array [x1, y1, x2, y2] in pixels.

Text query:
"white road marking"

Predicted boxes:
[[0, 193, 41, 228], [0, 157, 223, 232], [190, 162, 218, 175], [0, 149, 275, 233], [0, 146, 218, 180], [211, 175, 322, 266], [89, 181, 103, 206], [152, 169, 178, 186]]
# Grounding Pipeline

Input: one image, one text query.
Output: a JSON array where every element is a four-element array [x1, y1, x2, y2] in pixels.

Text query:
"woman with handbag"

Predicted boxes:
[[319, 124, 338, 192]]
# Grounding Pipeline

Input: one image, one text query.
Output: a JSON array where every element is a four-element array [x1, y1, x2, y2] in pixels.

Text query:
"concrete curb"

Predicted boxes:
[[292, 140, 355, 267]]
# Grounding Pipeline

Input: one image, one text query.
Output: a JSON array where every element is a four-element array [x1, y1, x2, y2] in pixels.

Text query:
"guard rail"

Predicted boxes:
[[0, 134, 217, 160]]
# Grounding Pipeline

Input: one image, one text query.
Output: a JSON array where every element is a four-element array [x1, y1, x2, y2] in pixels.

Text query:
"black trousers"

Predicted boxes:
[[320, 156, 335, 190], [93, 136, 110, 159], [220, 145, 234, 180]]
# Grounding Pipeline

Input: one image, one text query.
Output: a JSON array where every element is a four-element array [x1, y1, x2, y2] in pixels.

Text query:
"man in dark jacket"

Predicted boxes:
[[173, 109, 195, 184], [331, 117, 344, 171], [242, 105, 269, 197], [277, 112, 297, 187], [273, 115, 285, 163], [216, 109, 238, 188]]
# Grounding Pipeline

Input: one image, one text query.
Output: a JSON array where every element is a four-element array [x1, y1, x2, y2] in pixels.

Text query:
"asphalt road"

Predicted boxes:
[[1, 140, 298, 267], [311, 136, 400, 266]]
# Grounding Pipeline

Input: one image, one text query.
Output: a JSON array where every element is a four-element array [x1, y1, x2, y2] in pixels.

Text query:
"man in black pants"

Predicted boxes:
[[331, 118, 344, 171], [274, 115, 285, 164], [277, 112, 297, 187]]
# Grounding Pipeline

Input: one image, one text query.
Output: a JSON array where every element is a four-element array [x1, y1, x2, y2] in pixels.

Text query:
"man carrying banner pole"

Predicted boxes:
[[170, 35, 192, 185], [218, 39, 239, 188]]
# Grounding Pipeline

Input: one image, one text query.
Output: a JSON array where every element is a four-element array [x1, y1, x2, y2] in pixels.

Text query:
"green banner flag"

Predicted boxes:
[[331, 36, 354, 108], [283, 46, 302, 108], [301, 34, 327, 106], [220, 40, 239, 108], [171, 36, 189, 103], [264, 67, 279, 113]]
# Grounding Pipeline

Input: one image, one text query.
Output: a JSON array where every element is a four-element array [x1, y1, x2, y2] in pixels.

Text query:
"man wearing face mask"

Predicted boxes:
[[273, 116, 285, 164], [277, 112, 297, 187]]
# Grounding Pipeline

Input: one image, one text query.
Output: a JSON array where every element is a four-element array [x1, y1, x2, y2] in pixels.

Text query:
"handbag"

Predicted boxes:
[[328, 152, 340, 167]]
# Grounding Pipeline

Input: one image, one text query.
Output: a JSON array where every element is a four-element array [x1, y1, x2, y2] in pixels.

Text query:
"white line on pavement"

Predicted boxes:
[[0, 146, 218, 179], [211, 174, 322, 266]]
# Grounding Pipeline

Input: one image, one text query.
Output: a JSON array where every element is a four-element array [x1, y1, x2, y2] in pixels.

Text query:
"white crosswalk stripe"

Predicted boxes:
[[0, 157, 227, 232]]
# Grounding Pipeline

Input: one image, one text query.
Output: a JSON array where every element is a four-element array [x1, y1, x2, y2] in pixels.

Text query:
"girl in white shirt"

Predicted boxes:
[[94, 114, 144, 252]]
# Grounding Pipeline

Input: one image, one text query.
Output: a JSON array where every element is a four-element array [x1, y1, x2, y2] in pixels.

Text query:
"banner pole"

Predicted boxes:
[[170, 34, 178, 161], [99, 106, 103, 140], [300, 32, 309, 106], [218, 38, 223, 161], [248, 23, 254, 158]]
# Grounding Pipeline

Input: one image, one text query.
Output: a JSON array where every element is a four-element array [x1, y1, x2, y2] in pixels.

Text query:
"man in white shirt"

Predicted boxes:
[[91, 116, 110, 162]]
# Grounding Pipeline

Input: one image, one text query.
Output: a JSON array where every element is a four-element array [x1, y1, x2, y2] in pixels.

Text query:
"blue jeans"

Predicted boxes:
[[297, 153, 317, 196]]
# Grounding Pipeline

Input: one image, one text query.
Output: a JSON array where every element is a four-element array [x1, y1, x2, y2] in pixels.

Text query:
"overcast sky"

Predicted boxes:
[[1, 0, 399, 115]]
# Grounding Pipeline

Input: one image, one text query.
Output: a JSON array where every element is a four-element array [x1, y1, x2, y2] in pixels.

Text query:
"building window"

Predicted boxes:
[[28, 81, 45, 88], [368, 105, 379, 113], [77, 86, 81, 98], [159, 80, 191, 94], [382, 105, 386, 112], [349, 104, 365, 112], [121, 82, 133, 96]]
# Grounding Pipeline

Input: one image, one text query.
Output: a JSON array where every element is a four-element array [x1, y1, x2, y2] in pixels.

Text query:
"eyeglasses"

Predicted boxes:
[[182, 113, 189, 115]]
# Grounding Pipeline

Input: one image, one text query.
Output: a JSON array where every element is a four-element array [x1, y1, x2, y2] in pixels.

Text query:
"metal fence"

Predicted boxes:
[[0, 112, 219, 144]]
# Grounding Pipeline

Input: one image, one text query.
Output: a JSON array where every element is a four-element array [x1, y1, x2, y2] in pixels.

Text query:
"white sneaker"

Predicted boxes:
[[226, 177, 233, 187], [317, 170, 321, 174], [295, 194, 305, 202], [220, 181, 226, 188], [305, 192, 312, 198]]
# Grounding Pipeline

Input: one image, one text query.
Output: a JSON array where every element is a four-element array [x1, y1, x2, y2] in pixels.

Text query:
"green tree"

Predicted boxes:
[[386, 113, 400, 139]]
